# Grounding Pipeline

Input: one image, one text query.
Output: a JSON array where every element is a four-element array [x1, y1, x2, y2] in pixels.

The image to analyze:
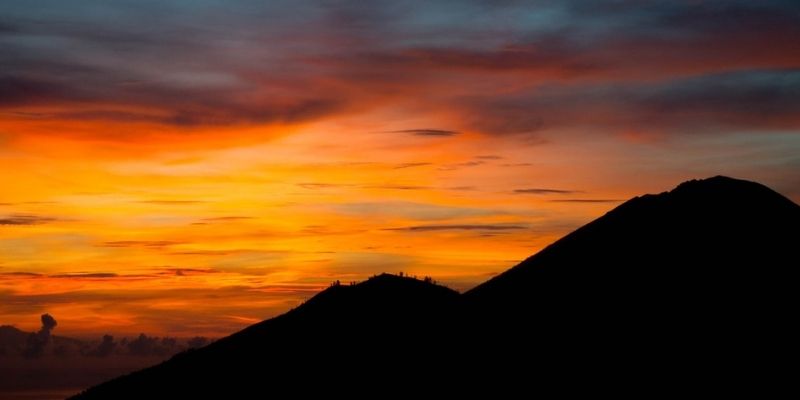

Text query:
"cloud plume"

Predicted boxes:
[[23, 313, 57, 358]]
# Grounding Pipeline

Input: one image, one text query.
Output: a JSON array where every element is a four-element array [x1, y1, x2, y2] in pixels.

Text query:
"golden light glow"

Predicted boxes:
[[0, 119, 635, 337]]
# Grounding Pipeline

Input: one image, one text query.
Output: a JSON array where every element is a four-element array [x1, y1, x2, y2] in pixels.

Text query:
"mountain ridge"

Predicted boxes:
[[70, 176, 800, 398], [467, 175, 799, 304]]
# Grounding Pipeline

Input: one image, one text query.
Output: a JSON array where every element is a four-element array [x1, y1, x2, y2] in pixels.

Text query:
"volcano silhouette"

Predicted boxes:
[[70, 176, 799, 398]]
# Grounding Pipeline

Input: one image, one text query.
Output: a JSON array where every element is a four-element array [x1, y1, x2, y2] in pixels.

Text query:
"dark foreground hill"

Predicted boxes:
[[71, 274, 464, 398], [71, 176, 799, 398]]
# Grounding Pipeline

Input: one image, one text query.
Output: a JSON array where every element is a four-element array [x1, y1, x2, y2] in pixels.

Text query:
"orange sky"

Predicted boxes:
[[2, 0, 799, 338], [3, 116, 798, 337], [0, 121, 624, 336]]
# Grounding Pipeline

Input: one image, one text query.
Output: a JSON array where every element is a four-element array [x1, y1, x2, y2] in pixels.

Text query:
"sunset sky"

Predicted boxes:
[[1, 0, 799, 338]]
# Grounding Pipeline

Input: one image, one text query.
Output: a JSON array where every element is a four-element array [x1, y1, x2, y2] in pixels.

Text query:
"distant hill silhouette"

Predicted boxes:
[[70, 176, 799, 398], [0, 326, 30, 354], [0, 325, 84, 357]]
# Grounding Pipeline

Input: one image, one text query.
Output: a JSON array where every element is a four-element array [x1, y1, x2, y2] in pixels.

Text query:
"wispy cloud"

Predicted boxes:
[[155, 267, 219, 276], [1, 271, 154, 279], [1, 1, 798, 138], [137, 200, 206, 205], [501, 163, 534, 167], [363, 184, 431, 190], [393, 162, 432, 169], [475, 155, 503, 160], [514, 188, 580, 195], [331, 201, 503, 220], [297, 183, 354, 189], [438, 161, 485, 171], [384, 224, 527, 232], [0, 214, 57, 225], [447, 186, 477, 191], [0, 271, 43, 277], [300, 225, 364, 236], [100, 240, 185, 248], [551, 199, 623, 203], [50, 272, 120, 278], [389, 129, 459, 137], [0, 201, 58, 205], [168, 250, 236, 256], [200, 216, 253, 222]]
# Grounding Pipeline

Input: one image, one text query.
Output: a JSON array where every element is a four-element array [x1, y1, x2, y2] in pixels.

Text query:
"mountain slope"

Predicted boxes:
[[468, 176, 798, 305], [70, 177, 799, 398], [71, 274, 461, 398], [465, 176, 799, 359]]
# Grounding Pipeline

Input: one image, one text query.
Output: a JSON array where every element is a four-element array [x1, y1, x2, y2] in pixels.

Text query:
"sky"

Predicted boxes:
[[1, 0, 799, 338]]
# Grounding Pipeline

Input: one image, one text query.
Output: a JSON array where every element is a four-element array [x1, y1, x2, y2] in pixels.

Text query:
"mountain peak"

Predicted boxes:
[[468, 175, 799, 303], [672, 175, 776, 196], [298, 272, 457, 312], [680, 175, 745, 185], [606, 175, 797, 219], [209, 271, 459, 350], [307, 272, 454, 300]]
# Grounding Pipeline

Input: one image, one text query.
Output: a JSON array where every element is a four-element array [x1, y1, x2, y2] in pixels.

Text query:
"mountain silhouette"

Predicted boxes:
[[464, 176, 799, 371], [70, 176, 799, 398], [70, 274, 463, 398], [468, 175, 798, 322]]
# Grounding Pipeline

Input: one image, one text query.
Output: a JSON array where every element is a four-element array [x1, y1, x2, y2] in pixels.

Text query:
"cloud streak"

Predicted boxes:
[[390, 129, 459, 137], [297, 183, 355, 189], [138, 200, 207, 205], [50, 273, 120, 279], [100, 241, 185, 248], [200, 216, 254, 222], [514, 188, 579, 195], [0, 0, 797, 140], [0, 214, 57, 226], [394, 162, 432, 169], [551, 199, 624, 203], [458, 69, 800, 135], [384, 224, 527, 232]]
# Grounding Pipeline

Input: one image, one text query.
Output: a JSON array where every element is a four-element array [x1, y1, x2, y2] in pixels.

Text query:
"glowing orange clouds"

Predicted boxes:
[[1, 0, 799, 338]]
